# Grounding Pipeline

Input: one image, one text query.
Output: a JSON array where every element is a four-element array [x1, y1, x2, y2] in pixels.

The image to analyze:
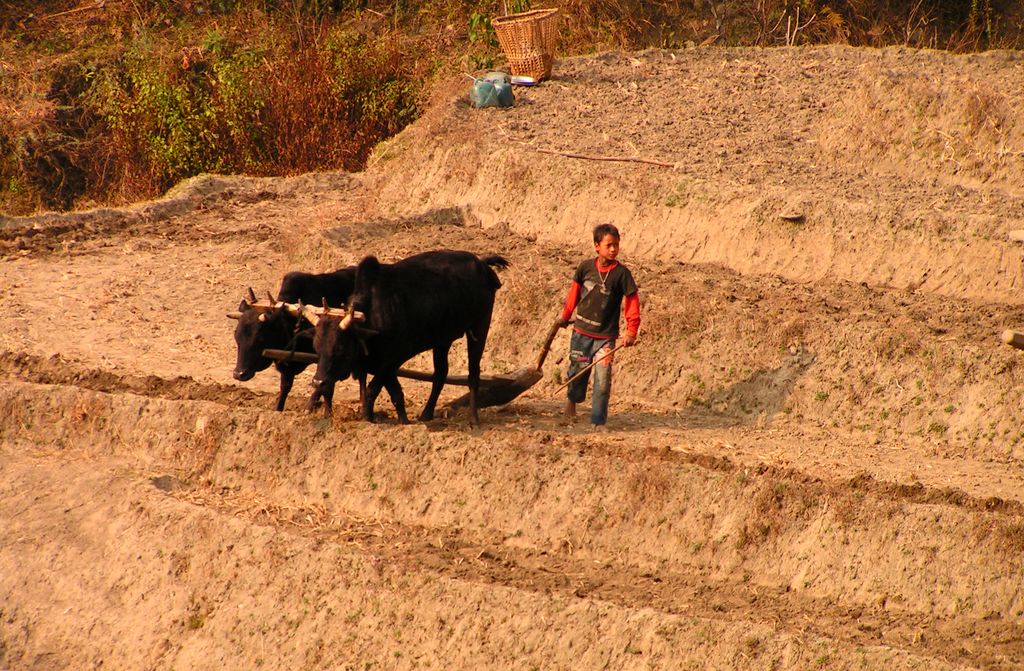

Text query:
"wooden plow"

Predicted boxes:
[[242, 295, 562, 409]]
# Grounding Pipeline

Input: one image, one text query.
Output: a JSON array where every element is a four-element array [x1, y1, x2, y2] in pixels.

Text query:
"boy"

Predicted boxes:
[[556, 223, 640, 429]]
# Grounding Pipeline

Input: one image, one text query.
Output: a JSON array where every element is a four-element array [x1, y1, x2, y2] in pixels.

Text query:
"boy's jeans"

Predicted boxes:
[[566, 331, 615, 426]]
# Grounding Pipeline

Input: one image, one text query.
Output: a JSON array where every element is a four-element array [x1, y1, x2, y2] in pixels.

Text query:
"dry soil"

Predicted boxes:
[[2, 46, 1024, 670]]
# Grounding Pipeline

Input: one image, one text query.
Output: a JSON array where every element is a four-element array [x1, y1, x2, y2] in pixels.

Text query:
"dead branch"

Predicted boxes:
[[37, 1, 109, 22], [534, 148, 676, 169]]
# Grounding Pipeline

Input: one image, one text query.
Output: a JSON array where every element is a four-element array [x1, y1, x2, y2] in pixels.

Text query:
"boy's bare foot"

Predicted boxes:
[[559, 401, 577, 426], [591, 423, 608, 432]]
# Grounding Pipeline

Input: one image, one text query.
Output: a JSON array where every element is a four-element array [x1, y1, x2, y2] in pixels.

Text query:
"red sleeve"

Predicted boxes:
[[560, 281, 582, 323], [624, 291, 640, 337]]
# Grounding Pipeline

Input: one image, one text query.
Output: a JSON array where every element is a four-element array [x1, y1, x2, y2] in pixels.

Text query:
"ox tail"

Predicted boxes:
[[482, 255, 510, 271], [481, 255, 510, 290]]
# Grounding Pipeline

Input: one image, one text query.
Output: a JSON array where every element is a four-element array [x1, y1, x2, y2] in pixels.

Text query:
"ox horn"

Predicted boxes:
[[299, 302, 320, 327], [322, 297, 329, 310], [266, 290, 275, 305], [339, 304, 355, 331], [246, 287, 257, 304], [293, 299, 306, 324]]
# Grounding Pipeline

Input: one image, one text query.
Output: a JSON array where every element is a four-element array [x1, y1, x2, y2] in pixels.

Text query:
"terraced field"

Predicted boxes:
[[2, 46, 1024, 669]]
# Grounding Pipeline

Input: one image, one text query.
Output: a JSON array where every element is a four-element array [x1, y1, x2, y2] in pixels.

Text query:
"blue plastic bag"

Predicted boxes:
[[470, 71, 514, 109]]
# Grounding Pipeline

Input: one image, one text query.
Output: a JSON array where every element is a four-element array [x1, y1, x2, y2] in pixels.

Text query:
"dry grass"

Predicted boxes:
[[972, 515, 1024, 555], [773, 315, 809, 349], [0, 393, 30, 439], [623, 461, 672, 516], [745, 476, 822, 543], [182, 412, 239, 477], [171, 484, 388, 539], [395, 462, 420, 494], [67, 395, 111, 435], [820, 66, 1022, 187]]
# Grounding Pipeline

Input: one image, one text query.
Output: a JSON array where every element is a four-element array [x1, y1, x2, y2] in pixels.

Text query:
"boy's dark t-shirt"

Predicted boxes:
[[572, 259, 638, 338]]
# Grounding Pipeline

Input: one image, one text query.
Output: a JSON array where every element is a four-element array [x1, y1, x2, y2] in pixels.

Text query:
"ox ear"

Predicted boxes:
[[357, 255, 381, 275], [226, 311, 242, 319], [355, 255, 381, 288], [258, 313, 267, 322]]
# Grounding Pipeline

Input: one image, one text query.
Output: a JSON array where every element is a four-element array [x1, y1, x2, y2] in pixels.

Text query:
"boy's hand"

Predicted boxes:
[[623, 333, 637, 347], [555, 318, 571, 329]]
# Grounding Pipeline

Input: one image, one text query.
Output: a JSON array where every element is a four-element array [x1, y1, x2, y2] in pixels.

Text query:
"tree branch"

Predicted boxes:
[[534, 147, 676, 168]]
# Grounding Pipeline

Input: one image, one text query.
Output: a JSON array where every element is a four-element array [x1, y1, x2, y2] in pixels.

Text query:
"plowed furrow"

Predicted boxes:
[[0, 351, 272, 407], [0, 216, 275, 259], [171, 478, 1024, 670]]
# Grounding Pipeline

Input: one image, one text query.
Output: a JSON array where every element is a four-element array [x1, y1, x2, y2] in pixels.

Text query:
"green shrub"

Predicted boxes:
[[24, 19, 426, 208]]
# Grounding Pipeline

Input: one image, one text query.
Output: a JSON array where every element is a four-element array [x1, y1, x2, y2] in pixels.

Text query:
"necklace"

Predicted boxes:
[[597, 260, 614, 292]]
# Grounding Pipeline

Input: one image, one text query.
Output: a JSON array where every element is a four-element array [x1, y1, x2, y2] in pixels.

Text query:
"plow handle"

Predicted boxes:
[[535, 320, 566, 370]]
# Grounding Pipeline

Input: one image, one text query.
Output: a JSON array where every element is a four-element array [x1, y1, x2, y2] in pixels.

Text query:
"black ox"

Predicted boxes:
[[231, 268, 358, 412], [312, 250, 509, 426]]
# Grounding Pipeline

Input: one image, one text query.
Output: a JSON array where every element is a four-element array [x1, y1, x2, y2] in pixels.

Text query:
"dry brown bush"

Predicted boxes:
[[1, 0, 1021, 214]]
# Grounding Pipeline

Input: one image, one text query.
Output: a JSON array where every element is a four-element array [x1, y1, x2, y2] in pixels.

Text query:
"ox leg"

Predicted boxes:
[[304, 382, 324, 414], [382, 374, 409, 424], [466, 322, 491, 427], [362, 375, 385, 423], [363, 373, 408, 424], [320, 380, 336, 418], [419, 343, 451, 422], [354, 373, 367, 408], [275, 367, 295, 412]]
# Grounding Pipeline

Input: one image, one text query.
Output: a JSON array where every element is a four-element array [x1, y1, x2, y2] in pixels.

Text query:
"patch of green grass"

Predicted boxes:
[[664, 181, 690, 207]]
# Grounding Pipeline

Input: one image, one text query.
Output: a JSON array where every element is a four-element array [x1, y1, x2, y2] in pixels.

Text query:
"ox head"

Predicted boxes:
[[311, 304, 372, 388], [228, 289, 292, 381]]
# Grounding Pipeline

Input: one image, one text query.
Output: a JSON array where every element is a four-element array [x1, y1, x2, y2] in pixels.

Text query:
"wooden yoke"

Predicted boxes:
[[227, 291, 366, 323], [276, 302, 365, 324], [227, 288, 278, 319]]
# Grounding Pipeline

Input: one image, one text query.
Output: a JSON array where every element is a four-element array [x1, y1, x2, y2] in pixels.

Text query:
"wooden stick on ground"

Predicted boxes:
[[1001, 329, 1024, 350], [534, 148, 676, 169], [37, 1, 107, 21]]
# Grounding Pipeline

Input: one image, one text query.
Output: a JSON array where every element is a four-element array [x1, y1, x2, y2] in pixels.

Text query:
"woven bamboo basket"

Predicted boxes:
[[492, 8, 560, 82]]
